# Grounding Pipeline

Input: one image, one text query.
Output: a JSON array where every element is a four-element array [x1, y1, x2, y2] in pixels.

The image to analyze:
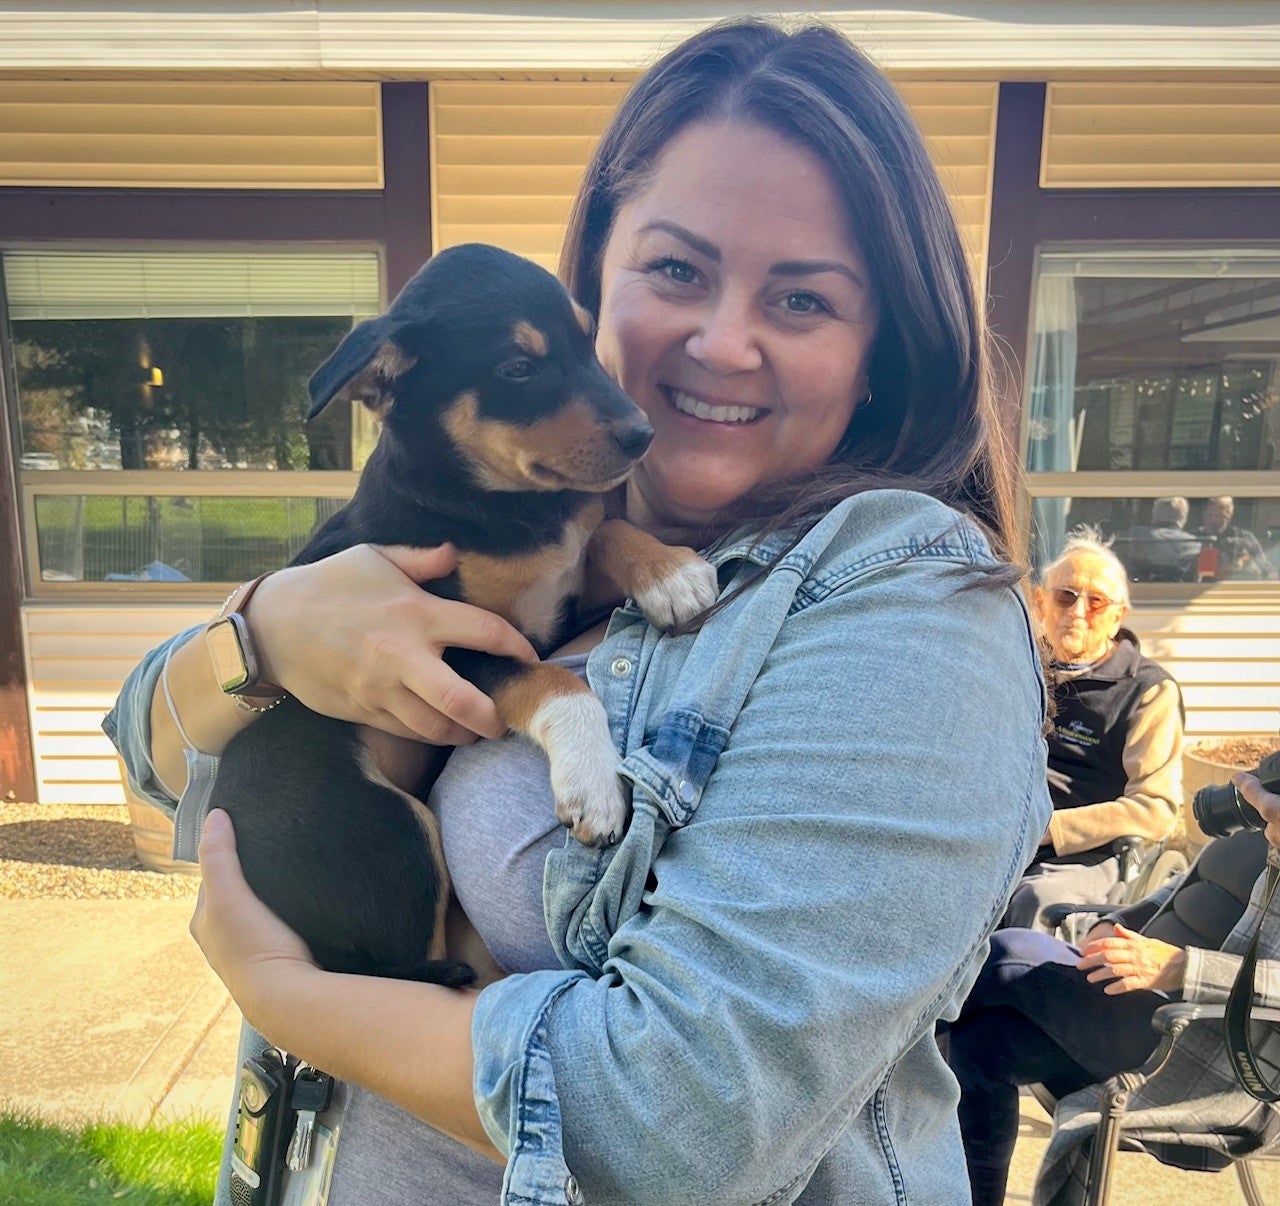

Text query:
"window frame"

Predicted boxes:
[[986, 82, 1280, 602], [1, 238, 386, 598]]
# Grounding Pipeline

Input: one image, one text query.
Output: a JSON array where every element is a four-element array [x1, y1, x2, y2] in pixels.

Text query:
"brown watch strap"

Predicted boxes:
[[220, 572, 285, 700]]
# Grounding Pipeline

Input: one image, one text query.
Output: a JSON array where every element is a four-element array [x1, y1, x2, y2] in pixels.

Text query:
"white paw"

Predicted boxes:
[[529, 693, 629, 846], [635, 554, 719, 630]]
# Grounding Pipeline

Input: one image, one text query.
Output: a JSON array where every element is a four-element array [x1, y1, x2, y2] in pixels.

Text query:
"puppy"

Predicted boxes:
[[209, 244, 717, 985]]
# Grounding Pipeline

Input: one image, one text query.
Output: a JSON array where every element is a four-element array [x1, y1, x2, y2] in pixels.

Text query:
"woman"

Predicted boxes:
[[107, 19, 1050, 1204]]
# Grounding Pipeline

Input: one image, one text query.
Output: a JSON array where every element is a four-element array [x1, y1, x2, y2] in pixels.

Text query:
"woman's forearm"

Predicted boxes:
[[256, 963, 500, 1162], [148, 618, 260, 796]]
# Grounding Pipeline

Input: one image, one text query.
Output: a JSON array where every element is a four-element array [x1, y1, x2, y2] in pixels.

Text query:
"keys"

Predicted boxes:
[[285, 1065, 334, 1172]]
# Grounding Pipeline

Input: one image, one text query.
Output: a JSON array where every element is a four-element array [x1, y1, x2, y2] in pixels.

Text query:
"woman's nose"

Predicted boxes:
[[685, 294, 763, 374]]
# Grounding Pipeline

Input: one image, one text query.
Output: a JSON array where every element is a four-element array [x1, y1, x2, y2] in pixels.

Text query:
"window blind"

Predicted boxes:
[[3, 249, 382, 320]]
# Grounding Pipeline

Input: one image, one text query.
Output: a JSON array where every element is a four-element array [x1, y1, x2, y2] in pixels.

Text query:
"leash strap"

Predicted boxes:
[[1225, 861, 1280, 1103]]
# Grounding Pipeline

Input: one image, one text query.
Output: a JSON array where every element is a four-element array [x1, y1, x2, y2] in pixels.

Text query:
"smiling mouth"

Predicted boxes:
[[663, 387, 767, 426]]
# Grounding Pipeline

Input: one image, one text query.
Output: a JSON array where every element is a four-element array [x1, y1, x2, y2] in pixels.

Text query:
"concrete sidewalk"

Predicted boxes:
[[1, 894, 1277, 1203], [0, 898, 239, 1126]]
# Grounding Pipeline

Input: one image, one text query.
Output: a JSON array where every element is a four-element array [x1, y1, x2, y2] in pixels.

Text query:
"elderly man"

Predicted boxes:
[[1121, 496, 1200, 582], [1195, 495, 1277, 580], [1005, 529, 1184, 930]]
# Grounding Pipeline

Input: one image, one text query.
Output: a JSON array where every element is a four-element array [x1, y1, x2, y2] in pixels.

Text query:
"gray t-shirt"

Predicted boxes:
[[323, 652, 588, 1203]]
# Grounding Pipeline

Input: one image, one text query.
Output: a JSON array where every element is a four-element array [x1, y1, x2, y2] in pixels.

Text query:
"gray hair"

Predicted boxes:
[[1152, 496, 1189, 527], [1042, 526, 1131, 606], [1207, 495, 1235, 515]]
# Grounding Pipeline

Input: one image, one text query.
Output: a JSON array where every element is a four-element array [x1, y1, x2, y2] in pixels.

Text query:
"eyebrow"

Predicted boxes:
[[638, 220, 866, 291]]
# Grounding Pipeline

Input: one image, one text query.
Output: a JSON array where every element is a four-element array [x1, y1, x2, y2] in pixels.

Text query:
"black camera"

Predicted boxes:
[[1192, 749, 1280, 838]]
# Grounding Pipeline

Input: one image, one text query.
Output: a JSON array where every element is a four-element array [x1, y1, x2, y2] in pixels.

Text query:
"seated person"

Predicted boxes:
[[948, 773, 1280, 1206], [1194, 495, 1278, 581], [1120, 496, 1200, 583], [1006, 530, 1183, 931]]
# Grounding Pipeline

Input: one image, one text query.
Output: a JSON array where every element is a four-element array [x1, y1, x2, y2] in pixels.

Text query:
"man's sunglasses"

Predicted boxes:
[[1048, 586, 1120, 616]]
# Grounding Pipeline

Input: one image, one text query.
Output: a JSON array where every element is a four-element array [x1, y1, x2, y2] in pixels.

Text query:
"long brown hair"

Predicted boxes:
[[560, 18, 1023, 567]]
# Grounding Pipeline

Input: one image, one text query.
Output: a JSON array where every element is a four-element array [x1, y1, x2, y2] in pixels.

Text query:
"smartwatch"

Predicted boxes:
[[206, 573, 288, 712]]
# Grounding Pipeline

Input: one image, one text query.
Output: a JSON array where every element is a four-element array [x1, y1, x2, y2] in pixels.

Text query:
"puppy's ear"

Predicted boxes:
[[307, 317, 418, 421]]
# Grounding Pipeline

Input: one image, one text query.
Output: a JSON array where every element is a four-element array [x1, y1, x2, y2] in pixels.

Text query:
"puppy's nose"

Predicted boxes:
[[611, 420, 654, 458]]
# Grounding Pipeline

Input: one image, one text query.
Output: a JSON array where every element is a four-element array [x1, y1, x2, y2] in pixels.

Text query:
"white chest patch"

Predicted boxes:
[[508, 519, 591, 648]]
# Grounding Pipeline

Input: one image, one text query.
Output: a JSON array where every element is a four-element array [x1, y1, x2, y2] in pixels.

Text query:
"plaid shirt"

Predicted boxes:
[[1035, 846, 1280, 1205]]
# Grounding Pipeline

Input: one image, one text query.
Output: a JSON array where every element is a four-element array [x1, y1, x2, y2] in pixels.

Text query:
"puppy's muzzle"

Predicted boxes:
[[611, 420, 655, 460]]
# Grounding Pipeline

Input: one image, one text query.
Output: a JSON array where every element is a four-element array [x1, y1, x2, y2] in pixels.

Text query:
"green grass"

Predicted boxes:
[[0, 1110, 221, 1205]]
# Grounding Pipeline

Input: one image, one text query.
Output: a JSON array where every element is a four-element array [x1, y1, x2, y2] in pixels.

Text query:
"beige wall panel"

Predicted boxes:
[[0, 80, 382, 188], [431, 80, 996, 283], [23, 603, 214, 804], [1043, 82, 1280, 188], [1128, 604, 1280, 738]]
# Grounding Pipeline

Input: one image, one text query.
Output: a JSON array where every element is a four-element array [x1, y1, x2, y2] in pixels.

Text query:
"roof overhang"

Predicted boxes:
[[2, 2, 1280, 79]]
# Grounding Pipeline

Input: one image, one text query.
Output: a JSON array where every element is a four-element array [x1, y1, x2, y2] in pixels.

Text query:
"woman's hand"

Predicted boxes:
[[189, 809, 317, 1034], [248, 543, 538, 745], [1076, 922, 1186, 995], [1234, 772, 1280, 850]]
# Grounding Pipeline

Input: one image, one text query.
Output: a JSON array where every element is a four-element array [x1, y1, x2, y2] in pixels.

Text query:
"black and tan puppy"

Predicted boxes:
[[209, 244, 717, 985]]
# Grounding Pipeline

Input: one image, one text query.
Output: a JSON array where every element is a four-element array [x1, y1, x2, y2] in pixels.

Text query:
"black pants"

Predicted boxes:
[[945, 928, 1167, 1205]]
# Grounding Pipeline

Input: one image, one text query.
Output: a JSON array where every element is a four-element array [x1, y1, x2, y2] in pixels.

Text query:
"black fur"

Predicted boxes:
[[209, 245, 651, 984]]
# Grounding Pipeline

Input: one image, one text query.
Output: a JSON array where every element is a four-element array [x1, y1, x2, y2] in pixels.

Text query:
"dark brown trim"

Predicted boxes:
[[380, 82, 433, 297], [0, 261, 35, 801], [0, 189, 387, 243], [986, 82, 1046, 458]]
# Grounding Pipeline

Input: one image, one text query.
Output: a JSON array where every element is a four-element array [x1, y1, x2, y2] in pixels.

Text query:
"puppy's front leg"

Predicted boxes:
[[447, 650, 627, 846], [586, 519, 719, 631]]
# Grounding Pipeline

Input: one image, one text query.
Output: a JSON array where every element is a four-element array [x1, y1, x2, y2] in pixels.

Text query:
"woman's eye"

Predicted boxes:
[[497, 356, 538, 381], [650, 257, 698, 285], [781, 291, 829, 316]]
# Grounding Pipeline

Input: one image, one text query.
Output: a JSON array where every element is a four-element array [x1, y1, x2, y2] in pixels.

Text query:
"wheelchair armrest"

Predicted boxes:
[[1040, 902, 1103, 929], [1152, 1001, 1280, 1034], [1111, 835, 1151, 881]]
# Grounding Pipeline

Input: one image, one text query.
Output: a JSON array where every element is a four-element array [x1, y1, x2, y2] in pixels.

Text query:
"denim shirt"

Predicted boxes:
[[106, 489, 1050, 1206]]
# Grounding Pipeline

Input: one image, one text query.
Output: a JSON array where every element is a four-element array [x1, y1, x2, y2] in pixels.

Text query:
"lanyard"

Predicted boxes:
[[1224, 862, 1280, 1102]]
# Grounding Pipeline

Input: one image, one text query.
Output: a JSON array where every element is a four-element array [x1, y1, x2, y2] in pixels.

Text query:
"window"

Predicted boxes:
[[5, 249, 381, 472], [3, 248, 382, 588], [1025, 249, 1280, 583]]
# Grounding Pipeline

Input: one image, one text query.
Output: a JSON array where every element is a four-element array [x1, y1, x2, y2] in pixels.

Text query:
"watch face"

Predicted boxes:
[[207, 618, 251, 693]]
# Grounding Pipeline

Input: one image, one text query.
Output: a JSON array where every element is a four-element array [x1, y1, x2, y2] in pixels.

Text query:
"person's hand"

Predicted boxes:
[[248, 543, 538, 745], [189, 809, 317, 1032], [1079, 920, 1117, 948], [1234, 773, 1280, 850], [1039, 823, 1054, 848], [1076, 923, 1186, 995]]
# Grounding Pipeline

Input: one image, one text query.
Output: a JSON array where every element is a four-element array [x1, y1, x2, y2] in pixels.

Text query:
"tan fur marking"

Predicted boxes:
[[513, 321, 549, 357], [456, 545, 575, 627], [356, 744, 451, 961], [493, 663, 593, 734], [347, 341, 417, 418], [571, 300, 594, 337], [441, 392, 632, 492], [588, 518, 697, 597]]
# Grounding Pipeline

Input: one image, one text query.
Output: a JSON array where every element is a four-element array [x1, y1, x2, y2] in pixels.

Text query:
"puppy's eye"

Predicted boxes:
[[497, 356, 539, 381]]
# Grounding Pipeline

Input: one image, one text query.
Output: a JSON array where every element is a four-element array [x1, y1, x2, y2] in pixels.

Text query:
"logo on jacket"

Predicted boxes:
[[1056, 718, 1100, 749]]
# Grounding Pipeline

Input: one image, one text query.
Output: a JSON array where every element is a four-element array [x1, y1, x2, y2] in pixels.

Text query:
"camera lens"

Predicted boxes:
[[1192, 781, 1266, 839]]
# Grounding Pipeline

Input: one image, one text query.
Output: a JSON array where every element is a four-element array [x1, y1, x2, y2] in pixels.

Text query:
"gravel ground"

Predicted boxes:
[[0, 802, 201, 900]]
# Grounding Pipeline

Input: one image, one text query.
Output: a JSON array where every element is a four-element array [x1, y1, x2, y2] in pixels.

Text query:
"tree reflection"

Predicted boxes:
[[13, 315, 356, 471]]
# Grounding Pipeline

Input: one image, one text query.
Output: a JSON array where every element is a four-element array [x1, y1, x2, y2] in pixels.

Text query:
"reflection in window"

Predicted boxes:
[[34, 495, 351, 583], [1027, 251, 1280, 569], [1031, 497, 1280, 583], [5, 250, 382, 472]]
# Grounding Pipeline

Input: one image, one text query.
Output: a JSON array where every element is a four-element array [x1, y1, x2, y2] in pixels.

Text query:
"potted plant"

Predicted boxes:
[[1183, 736, 1280, 850]]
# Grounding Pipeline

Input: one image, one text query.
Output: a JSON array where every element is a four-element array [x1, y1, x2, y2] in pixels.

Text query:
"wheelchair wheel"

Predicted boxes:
[[1129, 848, 1190, 901]]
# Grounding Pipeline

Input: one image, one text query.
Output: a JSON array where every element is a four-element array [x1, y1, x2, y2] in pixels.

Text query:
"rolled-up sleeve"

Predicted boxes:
[[101, 626, 203, 815], [473, 553, 1050, 1204]]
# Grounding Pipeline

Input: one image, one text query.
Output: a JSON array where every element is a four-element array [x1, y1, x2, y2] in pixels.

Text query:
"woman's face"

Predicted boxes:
[[595, 120, 879, 529]]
